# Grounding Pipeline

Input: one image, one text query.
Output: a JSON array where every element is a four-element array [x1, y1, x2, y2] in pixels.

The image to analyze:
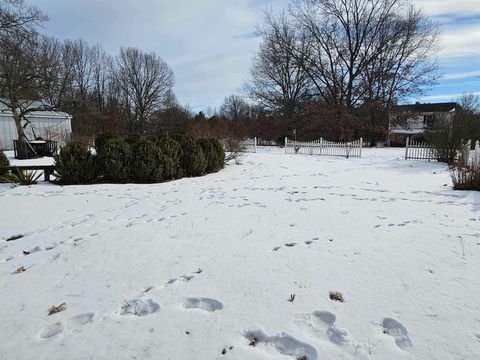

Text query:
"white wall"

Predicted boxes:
[[0, 115, 72, 150]]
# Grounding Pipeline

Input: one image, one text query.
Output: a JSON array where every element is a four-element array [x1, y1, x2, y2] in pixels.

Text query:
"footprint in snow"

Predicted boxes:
[[245, 329, 318, 360], [39, 322, 64, 339], [118, 299, 160, 316], [39, 312, 94, 339], [183, 297, 223, 312], [24, 246, 42, 255], [285, 242, 297, 247], [66, 312, 95, 329], [294, 310, 349, 345], [382, 318, 412, 350]]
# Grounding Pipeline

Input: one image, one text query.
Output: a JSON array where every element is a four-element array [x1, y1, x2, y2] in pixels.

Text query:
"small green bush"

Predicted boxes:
[[156, 136, 181, 180], [11, 170, 42, 186], [54, 141, 97, 184], [198, 139, 224, 173], [95, 133, 117, 152], [210, 138, 225, 171], [96, 138, 132, 183], [129, 137, 164, 183], [0, 151, 9, 175], [174, 135, 207, 177]]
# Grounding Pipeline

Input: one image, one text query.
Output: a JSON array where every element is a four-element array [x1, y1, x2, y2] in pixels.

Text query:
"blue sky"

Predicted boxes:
[[30, 0, 480, 111]]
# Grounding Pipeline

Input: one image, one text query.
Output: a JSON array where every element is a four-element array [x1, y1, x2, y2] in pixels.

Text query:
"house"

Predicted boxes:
[[388, 102, 457, 145], [0, 102, 72, 151]]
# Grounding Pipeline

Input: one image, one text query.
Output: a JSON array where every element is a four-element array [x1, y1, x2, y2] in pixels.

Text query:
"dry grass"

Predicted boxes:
[[451, 165, 480, 191]]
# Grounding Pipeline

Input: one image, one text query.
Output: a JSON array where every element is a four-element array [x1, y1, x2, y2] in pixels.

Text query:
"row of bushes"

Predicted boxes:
[[0, 151, 9, 180], [54, 134, 225, 185]]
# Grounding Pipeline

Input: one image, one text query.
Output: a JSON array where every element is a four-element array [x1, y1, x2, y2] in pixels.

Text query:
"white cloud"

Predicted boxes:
[[419, 92, 480, 102], [415, 0, 480, 16], [444, 71, 480, 80], [438, 24, 480, 58]]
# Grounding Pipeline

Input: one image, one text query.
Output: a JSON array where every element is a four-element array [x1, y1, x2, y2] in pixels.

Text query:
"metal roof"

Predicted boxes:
[[393, 102, 458, 113], [0, 101, 71, 119]]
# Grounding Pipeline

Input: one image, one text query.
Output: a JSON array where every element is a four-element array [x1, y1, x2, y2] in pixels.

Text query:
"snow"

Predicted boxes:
[[1, 148, 480, 360], [4, 150, 55, 166]]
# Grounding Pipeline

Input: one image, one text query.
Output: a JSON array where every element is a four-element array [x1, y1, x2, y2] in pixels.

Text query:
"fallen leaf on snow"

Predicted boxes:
[[329, 291, 344, 302], [48, 303, 66, 315]]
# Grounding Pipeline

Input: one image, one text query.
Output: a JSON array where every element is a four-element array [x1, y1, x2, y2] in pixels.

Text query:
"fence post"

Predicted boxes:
[[254, 137, 257, 153], [405, 137, 409, 160], [475, 140, 480, 168], [359, 138, 363, 158], [465, 139, 471, 163], [320, 138, 323, 155], [285, 137, 288, 154]]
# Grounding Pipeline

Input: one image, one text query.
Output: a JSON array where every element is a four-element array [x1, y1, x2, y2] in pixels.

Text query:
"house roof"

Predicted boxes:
[[393, 102, 458, 113], [0, 101, 71, 119], [390, 128, 425, 135]]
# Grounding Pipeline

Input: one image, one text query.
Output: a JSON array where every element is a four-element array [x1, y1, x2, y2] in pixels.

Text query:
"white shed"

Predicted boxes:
[[0, 102, 72, 150]]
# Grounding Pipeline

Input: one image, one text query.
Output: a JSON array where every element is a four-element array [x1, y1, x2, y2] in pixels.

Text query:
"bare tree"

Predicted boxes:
[[0, 0, 46, 38], [220, 94, 251, 122], [246, 11, 312, 132], [0, 0, 52, 142], [37, 36, 75, 108], [114, 47, 174, 133], [0, 32, 61, 142], [90, 44, 112, 113], [290, 0, 440, 115]]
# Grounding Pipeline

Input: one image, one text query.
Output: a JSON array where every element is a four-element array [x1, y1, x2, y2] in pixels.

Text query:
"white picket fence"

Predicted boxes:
[[240, 137, 258, 153], [405, 138, 480, 168], [470, 140, 480, 169], [285, 137, 363, 158], [404, 138, 437, 160]]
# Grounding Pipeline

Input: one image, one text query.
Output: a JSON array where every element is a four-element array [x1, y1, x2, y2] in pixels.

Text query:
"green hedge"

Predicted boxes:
[[174, 135, 207, 177], [0, 151, 9, 175], [54, 135, 224, 185], [95, 133, 117, 153], [96, 138, 132, 183], [129, 137, 165, 183], [54, 141, 97, 184], [198, 138, 224, 173], [156, 136, 181, 180]]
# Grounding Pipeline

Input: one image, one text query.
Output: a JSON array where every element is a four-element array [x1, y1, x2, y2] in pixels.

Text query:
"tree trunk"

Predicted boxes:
[[12, 109, 27, 142]]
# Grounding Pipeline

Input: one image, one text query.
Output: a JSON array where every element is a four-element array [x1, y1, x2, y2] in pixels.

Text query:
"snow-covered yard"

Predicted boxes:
[[1, 148, 479, 360]]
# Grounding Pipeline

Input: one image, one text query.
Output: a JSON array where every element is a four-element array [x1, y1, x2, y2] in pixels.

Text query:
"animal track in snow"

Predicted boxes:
[[39, 322, 64, 339], [118, 299, 160, 317], [245, 329, 318, 360], [314, 311, 349, 345], [382, 318, 412, 350], [39, 312, 94, 339], [183, 297, 223, 312], [294, 310, 349, 345], [66, 312, 95, 329], [474, 333, 480, 343]]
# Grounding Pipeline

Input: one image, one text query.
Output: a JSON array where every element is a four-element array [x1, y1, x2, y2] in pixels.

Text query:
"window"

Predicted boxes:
[[423, 114, 434, 127]]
